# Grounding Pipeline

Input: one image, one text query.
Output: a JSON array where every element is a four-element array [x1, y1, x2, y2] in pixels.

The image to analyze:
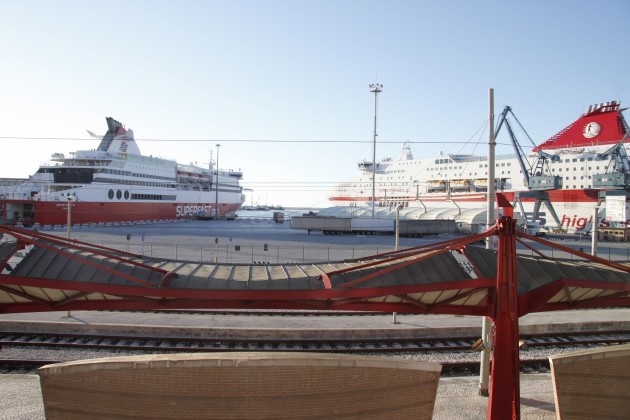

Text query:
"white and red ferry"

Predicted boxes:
[[330, 101, 630, 232], [0, 117, 246, 226]]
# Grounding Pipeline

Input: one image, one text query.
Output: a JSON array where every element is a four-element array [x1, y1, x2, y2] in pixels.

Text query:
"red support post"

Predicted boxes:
[[488, 215, 521, 420]]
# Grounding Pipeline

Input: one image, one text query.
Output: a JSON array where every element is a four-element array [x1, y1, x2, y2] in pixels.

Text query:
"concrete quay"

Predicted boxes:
[[0, 308, 628, 340]]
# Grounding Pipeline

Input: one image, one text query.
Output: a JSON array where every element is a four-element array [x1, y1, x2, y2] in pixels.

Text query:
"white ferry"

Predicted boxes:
[[0, 117, 245, 226], [330, 101, 630, 232]]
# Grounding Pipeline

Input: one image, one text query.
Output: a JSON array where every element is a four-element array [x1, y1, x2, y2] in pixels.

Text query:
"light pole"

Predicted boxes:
[[395, 204, 403, 252], [392, 204, 403, 324], [66, 196, 73, 239], [480, 88, 495, 396], [65, 196, 74, 319], [369, 83, 383, 218], [215, 143, 220, 219]]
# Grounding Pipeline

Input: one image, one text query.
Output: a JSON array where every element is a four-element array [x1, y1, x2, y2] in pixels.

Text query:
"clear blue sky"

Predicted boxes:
[[2, 1, 629, 208]]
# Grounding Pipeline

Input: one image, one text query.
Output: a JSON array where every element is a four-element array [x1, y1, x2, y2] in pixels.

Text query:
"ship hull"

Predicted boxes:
[[2, 199, 242, 226], [329, 188, 619, 231]]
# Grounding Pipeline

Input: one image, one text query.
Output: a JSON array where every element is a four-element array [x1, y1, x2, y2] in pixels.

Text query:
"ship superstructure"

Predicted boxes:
[[0, 117, 245, 226], [330, 101, 630, 232]]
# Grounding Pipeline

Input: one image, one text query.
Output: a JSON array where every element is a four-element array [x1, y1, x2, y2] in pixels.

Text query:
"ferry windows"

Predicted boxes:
[[108, 189, 114, 199], [116, 190, 122, 199], [124, 190, 130, 200]]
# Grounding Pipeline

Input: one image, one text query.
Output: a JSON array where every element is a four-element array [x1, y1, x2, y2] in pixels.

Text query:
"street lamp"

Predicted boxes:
[[215, 143, 220, 219], [395, 204, 403, 252], [66, 196, 75, 239], [392, 204, 403, 324], [369, 83, 383, 218], [65, 195, 75, 319]]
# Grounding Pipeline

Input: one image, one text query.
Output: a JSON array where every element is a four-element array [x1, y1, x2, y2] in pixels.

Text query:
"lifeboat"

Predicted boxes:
[[427, 180, 446, 192], [450, 179, 470, 190]]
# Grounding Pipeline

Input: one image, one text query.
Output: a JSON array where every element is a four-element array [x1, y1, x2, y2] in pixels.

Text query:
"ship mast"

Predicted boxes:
[[369, 82, 383, 217]]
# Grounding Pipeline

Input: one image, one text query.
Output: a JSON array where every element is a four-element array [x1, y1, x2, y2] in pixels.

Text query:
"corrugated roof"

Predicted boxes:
[[0, 225, 629, 315]]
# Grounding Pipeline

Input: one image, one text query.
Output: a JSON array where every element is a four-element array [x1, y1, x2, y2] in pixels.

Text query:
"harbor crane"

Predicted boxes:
[[593, 132, 630, 189], [495, 106, 562, 190], [494, 106, 563, 231]]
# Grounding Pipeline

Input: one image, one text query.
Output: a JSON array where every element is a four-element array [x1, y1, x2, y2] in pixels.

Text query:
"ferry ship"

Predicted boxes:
[[0, 117, 246, 226], [330, 101, 630, 232]]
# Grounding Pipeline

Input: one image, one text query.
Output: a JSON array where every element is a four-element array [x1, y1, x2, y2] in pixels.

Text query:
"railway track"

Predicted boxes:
[[3, 330, 626, 353], [0, 358, 556, 377], [1, 330, 628, 356], [109, 309, 386, 316], [2, 330, 627, 376]]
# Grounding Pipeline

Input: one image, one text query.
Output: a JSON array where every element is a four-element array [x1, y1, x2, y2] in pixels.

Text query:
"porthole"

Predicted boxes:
[[116, 190, 122, 199], [108, 189, 114, 199], [124, 190, 130, 200]]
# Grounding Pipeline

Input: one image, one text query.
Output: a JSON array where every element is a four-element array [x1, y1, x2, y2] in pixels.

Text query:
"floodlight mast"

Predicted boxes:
[[369, 83, 383, 218], [215, 144, 220, 219]]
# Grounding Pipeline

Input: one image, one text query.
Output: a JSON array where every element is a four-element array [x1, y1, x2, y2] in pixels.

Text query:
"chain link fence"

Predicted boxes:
[[98, 240, 630, 264]]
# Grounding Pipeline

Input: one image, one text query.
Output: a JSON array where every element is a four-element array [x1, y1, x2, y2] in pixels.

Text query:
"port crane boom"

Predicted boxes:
[[495, 106, 563, 232]]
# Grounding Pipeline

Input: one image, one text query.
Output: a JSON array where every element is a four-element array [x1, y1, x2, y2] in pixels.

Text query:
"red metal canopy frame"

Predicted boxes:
[[1, 197, 629, 419]]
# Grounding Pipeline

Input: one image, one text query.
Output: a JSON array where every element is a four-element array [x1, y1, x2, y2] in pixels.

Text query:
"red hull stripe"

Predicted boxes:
[[329, 189, 601, 204], [2, 201, 241, 225]]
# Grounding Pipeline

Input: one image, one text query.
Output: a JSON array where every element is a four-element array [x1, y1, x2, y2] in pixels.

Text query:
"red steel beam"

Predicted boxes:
[[488, 215, 521, 420], [3, 227, 169, 277], [518, 230, 630, 273]]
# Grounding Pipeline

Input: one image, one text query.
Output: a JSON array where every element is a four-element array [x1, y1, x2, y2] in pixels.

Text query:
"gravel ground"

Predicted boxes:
[[0, 375, 44, 420]]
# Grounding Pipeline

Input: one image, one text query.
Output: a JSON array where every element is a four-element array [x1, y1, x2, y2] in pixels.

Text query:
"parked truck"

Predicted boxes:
[[290, 216, 456, 237]]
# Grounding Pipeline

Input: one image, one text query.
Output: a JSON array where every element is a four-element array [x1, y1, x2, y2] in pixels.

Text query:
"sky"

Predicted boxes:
[[1, 1, 629, 208]]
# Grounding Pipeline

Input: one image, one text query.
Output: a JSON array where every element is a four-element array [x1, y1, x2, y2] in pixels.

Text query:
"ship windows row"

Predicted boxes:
[[95, 177, 176, 188], [102, 168, 176, 182], [428, 162, 513, 171], [131, 193, 176, 201], [108, 189, 130, 200], [551, 166, 601, 172], [106, 188, 175, 201]]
